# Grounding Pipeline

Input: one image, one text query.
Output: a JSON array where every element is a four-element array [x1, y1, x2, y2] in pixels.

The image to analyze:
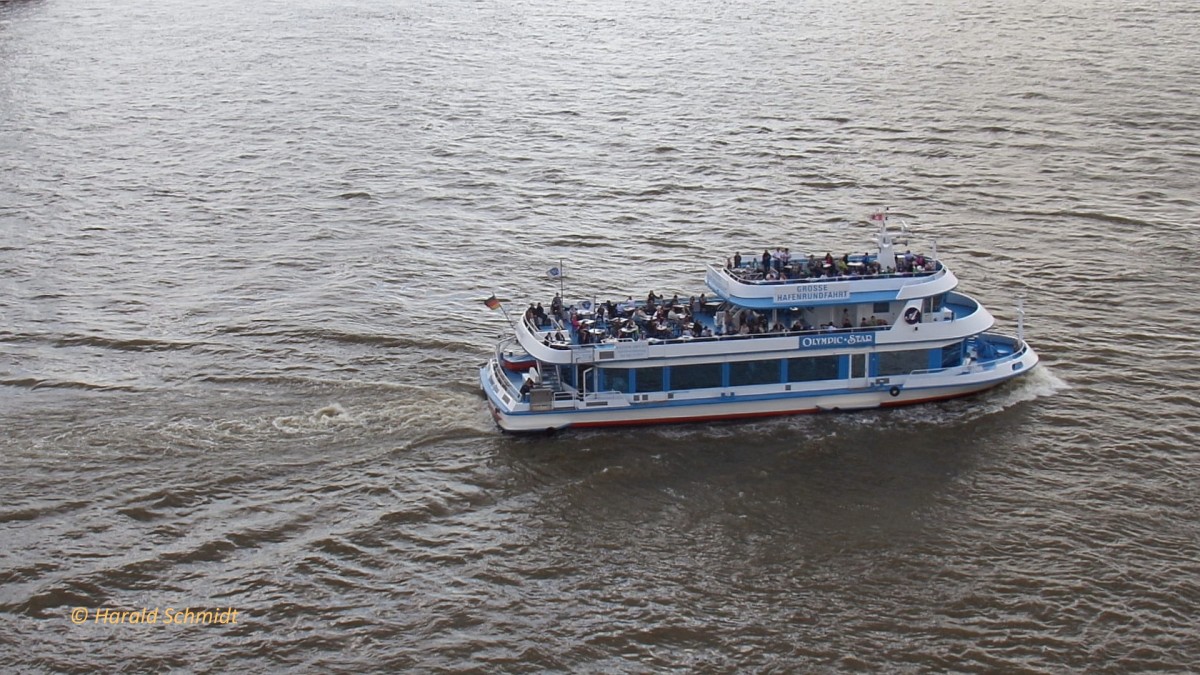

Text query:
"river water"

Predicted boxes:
[[2, 0, 1198, 671]]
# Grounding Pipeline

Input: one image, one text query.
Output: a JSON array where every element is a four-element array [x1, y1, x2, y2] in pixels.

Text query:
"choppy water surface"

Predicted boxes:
[[2, 0, 1199, 670]]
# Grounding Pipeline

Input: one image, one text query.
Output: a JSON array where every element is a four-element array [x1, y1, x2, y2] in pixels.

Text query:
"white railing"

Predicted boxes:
[[718, 261, 943, 286]]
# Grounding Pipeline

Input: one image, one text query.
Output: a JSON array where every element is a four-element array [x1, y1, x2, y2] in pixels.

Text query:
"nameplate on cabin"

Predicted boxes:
[[798, 332, 876, 349], [774, 284, 851, 303], [591, 341, 650, 361]]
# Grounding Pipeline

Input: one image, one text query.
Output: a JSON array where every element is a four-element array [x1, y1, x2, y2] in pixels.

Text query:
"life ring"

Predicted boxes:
[[889, 386, 901, 397], [904, 307, 921, 325]]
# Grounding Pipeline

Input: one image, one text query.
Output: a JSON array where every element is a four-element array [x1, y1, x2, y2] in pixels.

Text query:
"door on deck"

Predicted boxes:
[[849, 353, 869, 389]]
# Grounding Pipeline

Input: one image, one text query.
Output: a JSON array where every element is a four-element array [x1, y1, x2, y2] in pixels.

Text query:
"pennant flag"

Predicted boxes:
[[547, 266, 562, 279], [869, 211, 886, 222], [484, 294, 501, 310]]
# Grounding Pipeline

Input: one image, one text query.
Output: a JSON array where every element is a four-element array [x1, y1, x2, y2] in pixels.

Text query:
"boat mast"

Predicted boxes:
[[873, 208, 897, 273]]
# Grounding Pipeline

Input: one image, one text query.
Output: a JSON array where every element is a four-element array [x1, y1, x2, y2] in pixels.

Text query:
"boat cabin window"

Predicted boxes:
[[730, 359, 784, 387], [787, 356, 840, 382], [671, 363, 723, 390], [633, 366, 665, 393], [872, 302, 890, 315], [876, 349, 931, 376], [941, 343, 963, 368], [603, 367, 631, 393]]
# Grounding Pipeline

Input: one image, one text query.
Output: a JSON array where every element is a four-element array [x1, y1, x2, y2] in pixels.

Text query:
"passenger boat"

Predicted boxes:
[[479, 213, 1038, 433]]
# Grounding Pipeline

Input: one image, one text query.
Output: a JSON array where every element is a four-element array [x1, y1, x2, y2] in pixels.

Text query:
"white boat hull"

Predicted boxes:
[[480, 342, 1038, 433]]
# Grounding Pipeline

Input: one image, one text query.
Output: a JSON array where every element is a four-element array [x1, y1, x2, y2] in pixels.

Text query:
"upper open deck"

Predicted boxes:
[[705, 261, 958, 310]]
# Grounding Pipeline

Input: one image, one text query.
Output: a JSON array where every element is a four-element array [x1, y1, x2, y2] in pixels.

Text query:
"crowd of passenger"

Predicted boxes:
[[523, 289, 890, 348], [726, 248, 934, 280], [526, 292, 717, 346]]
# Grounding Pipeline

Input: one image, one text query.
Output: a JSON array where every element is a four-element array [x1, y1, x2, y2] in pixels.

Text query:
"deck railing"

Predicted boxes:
[[718, 261, 943, 286]]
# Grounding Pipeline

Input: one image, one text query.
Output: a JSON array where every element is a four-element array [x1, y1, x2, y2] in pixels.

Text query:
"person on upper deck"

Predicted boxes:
[[762, 250, 771, 271], [734, 252, 742, 268]]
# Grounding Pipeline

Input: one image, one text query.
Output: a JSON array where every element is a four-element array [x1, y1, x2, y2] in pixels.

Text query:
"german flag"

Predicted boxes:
[[484, 294, 501, 310]]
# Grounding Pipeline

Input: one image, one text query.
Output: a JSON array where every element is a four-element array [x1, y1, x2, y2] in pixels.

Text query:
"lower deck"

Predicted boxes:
[[502, 333, 1014, 398], [484, 332, 1036, 431]]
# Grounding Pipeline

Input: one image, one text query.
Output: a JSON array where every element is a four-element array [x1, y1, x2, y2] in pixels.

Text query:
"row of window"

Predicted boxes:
[[591, 343, 965, 393]]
